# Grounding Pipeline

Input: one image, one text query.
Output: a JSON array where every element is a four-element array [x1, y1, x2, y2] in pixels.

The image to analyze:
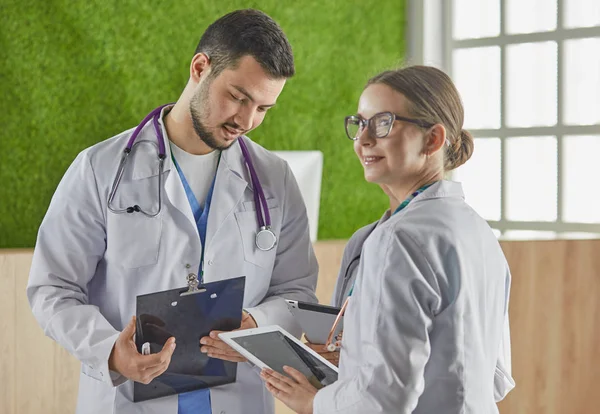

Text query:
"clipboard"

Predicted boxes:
[[133, 275, 246, 402]]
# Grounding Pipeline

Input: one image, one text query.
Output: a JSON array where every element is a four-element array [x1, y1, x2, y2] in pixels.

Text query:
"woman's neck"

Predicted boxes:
[[387, 172, 443, 206]]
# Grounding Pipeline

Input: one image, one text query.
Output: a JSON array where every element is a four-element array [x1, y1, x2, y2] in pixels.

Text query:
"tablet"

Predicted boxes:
[[285, 299, 343, 344], [219, 325, 338, 389]]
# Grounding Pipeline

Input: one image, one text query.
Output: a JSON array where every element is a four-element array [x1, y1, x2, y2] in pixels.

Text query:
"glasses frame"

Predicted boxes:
[[344, 111, 434, 141]]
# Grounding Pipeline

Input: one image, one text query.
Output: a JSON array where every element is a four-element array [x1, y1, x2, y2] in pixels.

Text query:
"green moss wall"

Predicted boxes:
[[0, 1, 405, 247]]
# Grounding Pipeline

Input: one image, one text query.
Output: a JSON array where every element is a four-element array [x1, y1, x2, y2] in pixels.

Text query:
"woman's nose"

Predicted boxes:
[[356, 126, 374, 146]]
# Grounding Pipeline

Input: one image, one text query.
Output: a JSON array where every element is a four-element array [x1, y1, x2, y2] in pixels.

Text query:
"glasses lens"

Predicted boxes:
[[345, 116, 361, 140], [371, 113, 394, 138]]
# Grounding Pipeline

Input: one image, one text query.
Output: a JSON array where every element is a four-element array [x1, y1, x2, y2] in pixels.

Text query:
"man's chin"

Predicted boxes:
[[202, 137, 235, 151], [218, 134, 239, 147]]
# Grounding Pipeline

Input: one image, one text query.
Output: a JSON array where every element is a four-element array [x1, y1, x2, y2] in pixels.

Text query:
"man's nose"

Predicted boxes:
[[235, 106, 255, 131]]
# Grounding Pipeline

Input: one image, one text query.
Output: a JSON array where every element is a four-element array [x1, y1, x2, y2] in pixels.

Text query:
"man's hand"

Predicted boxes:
[[108, 316, 176, 384], [199, 311, 257, 362]]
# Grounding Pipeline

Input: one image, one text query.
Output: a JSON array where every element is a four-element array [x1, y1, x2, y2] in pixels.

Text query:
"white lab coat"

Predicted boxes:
[[27, 111, 318, 414], [314, 180, 514, 413]]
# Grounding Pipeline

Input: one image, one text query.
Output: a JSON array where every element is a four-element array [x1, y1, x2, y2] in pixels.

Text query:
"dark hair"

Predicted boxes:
[[367, 66, 474, 171], [195, 9, 295, 79]]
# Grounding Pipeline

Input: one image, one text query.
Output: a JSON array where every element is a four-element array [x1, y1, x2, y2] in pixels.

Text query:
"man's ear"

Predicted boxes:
[[423, 123, 447, 156], [189, 53, 211, 83]]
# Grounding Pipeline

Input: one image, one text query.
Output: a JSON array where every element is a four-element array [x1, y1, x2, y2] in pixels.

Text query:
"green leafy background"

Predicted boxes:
[[0, 0, 406, 247]]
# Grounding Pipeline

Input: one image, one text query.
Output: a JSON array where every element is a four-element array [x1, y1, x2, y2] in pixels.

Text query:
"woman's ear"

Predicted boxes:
[[423, 123, 447, 156], [189, 53, 211, 83]]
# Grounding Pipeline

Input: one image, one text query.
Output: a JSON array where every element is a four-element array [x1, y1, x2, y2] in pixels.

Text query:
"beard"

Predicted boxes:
[[189, 78, 240, 151]]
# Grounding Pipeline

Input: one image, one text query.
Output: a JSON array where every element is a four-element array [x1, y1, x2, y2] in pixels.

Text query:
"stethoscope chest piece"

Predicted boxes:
[[255, 226, 277, 251]]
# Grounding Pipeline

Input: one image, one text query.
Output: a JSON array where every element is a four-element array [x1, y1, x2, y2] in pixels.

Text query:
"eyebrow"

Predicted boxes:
[[232, 85, 276, 108]]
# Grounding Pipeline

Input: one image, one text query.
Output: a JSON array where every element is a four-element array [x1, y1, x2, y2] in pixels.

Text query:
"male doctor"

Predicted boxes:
[[27, 9, 318, 414]]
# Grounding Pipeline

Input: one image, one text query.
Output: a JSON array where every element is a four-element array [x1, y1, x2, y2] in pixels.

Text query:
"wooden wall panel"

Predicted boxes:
[[2, 240, 599, 414], [0, 253, 17, 414], [497, 240, 600, 414], [0, 250, 80, 414], [313, 240, 346, 303]]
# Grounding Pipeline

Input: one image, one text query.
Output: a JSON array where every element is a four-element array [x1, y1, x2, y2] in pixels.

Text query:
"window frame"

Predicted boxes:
[[407, 0, 600, 235]]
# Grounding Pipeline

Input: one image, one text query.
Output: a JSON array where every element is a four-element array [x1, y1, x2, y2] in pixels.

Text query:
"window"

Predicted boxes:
[[446, 0, 600, 236]]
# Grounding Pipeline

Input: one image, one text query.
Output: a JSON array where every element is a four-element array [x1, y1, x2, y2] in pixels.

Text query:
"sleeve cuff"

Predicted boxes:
[[82, 332, 125, 387], [494, 366, 516, 401], [244, 297, 302, 338]]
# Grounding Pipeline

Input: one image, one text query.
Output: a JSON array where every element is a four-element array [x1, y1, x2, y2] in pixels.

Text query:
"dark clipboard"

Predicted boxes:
[[133, 276, 246, 402]]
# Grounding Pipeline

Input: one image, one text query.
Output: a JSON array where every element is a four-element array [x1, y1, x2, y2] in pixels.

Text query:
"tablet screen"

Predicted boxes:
[[231, 331, 338, 387]]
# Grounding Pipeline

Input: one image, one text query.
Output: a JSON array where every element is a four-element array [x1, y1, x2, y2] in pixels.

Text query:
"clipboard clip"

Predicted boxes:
[[180, 273, 207, 297]]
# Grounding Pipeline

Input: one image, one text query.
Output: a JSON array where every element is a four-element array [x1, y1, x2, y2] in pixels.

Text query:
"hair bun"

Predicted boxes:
[[445, 129, 474, 170]]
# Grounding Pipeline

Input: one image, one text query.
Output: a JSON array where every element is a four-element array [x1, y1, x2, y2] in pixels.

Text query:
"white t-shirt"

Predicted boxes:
[[170, 142, 220, 208]]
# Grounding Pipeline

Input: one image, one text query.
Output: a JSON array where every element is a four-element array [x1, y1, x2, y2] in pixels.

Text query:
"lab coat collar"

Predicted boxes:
[[129, 107, 253, 187], [160, 134, 251, 241], [204, 140, 251, 248], [412, 180, 465, 203], [128, 105, 253, 237]]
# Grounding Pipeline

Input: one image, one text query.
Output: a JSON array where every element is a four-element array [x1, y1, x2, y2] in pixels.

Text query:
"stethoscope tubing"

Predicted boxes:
[[108, 105, 272, 232], [237, 134, 271, 229]]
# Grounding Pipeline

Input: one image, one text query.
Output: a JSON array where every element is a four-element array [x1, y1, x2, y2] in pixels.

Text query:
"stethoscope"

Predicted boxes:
[[107, 104, 277, 251]]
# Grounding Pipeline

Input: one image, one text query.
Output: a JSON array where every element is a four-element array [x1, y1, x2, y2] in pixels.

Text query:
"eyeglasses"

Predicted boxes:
[[344, 111, 434, 141]]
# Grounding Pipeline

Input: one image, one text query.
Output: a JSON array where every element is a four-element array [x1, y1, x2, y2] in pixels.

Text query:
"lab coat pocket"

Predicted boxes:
[[234, 201, 280, 270], [106, 212, 162, 269]]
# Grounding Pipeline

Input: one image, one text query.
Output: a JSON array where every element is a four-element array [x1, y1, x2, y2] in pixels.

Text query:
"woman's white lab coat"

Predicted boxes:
[[26, 112, 318, 414], [315, 180, 514, 413]]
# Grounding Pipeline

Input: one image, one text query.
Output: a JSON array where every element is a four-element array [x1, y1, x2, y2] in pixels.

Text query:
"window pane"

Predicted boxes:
[[563, 135, 600, 223], [558, 232, 600, 239], [453, 0, 500, 40], [506, 136, 557, 221], [453, 138, 501, 221], [453, 47, 501, 129], [506, 0, 557, 34], [563, 38, 600, 125], [506, 42, 557, 127], [502, 230, 558, 240], [564, 0, 600, 28]]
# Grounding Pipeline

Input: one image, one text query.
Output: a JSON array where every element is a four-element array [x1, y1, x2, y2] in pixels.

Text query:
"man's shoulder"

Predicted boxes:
[[65, 127, 138, 189], [85, 127, 136, 158]]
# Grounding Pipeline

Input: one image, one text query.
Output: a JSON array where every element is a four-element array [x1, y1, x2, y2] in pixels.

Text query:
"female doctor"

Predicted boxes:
[[261, 65, 514, 413]]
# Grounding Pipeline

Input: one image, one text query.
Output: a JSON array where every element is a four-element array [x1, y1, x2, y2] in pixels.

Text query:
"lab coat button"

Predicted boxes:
[[185, 263, 191, 269], [208, 260, 214, 266]]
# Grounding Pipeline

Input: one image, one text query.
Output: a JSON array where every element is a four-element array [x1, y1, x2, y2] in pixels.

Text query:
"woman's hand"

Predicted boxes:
[[305, 341, 340, 367], [261, 366, 317, 414]]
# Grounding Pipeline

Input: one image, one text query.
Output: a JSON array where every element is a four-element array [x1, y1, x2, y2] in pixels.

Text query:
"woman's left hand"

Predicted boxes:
[[260, 366, 318, 414]]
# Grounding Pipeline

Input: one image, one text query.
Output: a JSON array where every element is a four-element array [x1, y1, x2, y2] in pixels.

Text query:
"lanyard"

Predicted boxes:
[[171, 150, 220, 283], [347, 182, 436, 298], [392, 183, 435, 216]]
